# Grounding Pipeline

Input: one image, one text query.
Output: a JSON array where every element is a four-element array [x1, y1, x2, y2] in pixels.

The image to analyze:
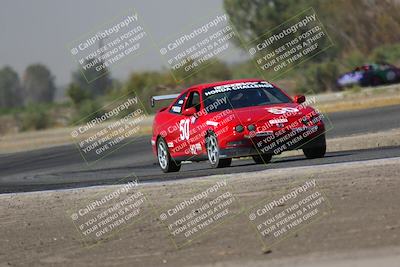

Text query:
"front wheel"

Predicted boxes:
[[252, 154, 273, 164], [303, 145, 326, 159], [157, 138, 181, 173], [206, 133, 231, 168]]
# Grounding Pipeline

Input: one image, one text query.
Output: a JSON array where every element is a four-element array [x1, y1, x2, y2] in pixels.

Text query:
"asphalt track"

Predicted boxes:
[[0, 105, 399, 193]]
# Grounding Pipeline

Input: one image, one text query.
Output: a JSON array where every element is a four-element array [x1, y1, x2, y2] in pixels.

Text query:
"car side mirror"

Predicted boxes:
[[294, 95, 306, 104], [182, 107, 196, 116]]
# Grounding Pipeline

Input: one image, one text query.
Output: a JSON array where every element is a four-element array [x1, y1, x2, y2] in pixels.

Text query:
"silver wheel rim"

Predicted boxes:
[[158, 141, 168, 169], [207, 135, 219, 164]]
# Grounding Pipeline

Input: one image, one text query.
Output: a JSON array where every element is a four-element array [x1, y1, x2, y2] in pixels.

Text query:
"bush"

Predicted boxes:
[[343, 50, 365, 70], [71, 100, 104, 124], [67, 83, 90, 105], [301, 61, 340, 93], [19, 104, 52, 131], [370, 44, 400, 65], [230, 61, 262, 80]]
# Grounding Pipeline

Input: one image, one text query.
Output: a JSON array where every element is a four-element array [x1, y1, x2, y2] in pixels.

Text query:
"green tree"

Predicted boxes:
[[123, 71, 177, 111], [125, 71, 175, 95], [175, 59, 233, 86], [224, 0, 400, 57], [224, 0, 311, 45], [0, 66, 22, 108], [72, 58, 111, 97], [66, 83, 90, 105], [23, 64, 56, 104]]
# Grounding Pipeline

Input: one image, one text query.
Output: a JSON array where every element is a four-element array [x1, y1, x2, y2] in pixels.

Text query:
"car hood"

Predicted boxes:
[[223, 103, 315, 126]]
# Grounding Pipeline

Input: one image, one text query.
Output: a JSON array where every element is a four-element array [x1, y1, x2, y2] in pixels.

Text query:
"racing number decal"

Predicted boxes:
[[179, 119, 190, 140], [267, 107, 299, 115]]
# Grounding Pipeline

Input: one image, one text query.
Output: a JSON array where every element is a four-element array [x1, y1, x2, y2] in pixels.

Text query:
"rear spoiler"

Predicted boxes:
[[150, 94, 180, 107]]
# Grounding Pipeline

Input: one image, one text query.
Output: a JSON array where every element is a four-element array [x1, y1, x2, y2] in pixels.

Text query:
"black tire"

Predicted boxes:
[[303, 145, 326, 159], [252, 154, 273, 164], [206, 132, 232, 168], [157, 138, 181, 173]]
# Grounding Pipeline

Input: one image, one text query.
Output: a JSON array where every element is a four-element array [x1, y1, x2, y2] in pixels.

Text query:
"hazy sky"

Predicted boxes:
[[1, 0, 245, 86]]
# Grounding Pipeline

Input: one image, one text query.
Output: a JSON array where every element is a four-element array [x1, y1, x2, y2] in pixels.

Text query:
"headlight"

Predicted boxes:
[[247, 124, 256, 131], [235, 125, 244, 133], [301, 117, 310, 125]]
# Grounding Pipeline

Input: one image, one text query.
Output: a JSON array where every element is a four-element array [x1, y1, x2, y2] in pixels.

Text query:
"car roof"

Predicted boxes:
[[185, 78, 265, 92]]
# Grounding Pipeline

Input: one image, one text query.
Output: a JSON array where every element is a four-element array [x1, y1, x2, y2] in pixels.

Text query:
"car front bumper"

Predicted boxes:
[[220, 125, 326, 158]]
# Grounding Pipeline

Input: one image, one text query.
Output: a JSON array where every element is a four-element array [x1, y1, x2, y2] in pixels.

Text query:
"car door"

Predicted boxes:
[[181, 89, 203, 158], [164, 92, 189, 159]]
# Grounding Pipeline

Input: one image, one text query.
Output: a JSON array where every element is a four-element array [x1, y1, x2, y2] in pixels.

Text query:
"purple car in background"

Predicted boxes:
[[337, 63, 400, 88]]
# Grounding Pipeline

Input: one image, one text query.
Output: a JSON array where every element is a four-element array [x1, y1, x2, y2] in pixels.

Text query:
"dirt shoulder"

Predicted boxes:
[[314, 83, 400, 113], [1, 157, 399, 266]]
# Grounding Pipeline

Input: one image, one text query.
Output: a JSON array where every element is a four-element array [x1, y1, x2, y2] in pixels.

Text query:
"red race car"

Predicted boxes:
[[151, 79, 326, 172]]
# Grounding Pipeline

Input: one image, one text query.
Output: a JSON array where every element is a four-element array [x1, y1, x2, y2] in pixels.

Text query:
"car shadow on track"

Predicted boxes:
[[177, 152, 352, 175], [269, 152, 352, 164]]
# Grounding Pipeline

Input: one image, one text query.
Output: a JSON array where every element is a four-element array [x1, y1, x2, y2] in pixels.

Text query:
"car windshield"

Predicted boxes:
[[202, 82, 292, 112]]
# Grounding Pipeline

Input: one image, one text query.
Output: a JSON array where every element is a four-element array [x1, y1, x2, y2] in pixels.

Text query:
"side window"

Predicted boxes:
[[184, 91, 201, 112], [169, 93, 187, 114]]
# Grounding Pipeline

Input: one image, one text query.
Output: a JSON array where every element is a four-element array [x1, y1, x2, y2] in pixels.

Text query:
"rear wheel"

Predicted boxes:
[[252, 154, 273, 164], [206, 133, 232, 168], [157, 138, 181, 173], [303, 133, 326, 159]]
